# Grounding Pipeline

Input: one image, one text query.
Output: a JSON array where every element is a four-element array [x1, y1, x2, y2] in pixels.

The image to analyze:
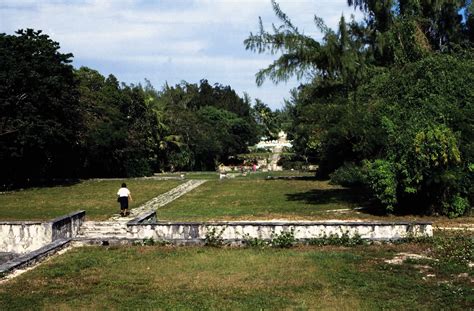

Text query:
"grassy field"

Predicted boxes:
[[0, 238, 472, 310], [158, 178, 473, 226], [157, 170, 315, 180], [158, 178, 362, 221], [0, 173, 471, 226], [0, 179, 181, 221]]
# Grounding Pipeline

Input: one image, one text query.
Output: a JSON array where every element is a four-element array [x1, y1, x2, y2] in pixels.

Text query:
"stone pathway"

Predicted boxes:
[[76, 179, 206, 240], [436, 224, 474, 231]]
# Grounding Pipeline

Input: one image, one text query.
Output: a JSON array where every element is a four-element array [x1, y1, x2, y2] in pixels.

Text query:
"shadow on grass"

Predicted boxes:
[[266, 176, 319, 181], [1, 178, 81, 191], [286, 188, 364, 205], [285, 187, 389, 216]]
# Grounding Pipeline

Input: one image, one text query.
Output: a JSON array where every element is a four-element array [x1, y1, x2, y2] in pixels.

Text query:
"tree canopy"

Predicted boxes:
[[0, 29, 83, 185], [245, 0, 473, 216], [0, 30, 261, 188]]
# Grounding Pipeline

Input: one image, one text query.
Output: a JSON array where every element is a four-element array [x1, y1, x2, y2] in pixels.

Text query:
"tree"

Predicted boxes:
[[246, 2, 473, 216], [153, 80, 259, 171], [75, 68, 159, 177], [244, 0, 366, 88], [347, 0, 473, 64], [252, 99, 279, 140], [0, 29, 82, 187]]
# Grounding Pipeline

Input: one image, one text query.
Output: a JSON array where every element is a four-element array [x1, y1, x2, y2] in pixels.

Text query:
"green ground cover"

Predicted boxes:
[[0, 179, 181, 221], [159, 170, 315, 180], [158, 178, 360, 221], [0, 239, 471, 310], [159, 177, 473, 226]]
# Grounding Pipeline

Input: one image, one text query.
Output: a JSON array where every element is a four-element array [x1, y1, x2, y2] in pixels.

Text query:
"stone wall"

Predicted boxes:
[[0, 222, 51, 253], [127, 218, 433, 243], [51, 211, 85, 240], [0, 211, 85, 254]]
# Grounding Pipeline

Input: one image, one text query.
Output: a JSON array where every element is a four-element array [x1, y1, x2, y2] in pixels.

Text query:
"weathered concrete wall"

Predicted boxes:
[[0, 211, 85, 254], [127, 210, 157, 225], [51, 211, 85, 240], [127, 220, 433, 242], [0, 222, 51, 253]]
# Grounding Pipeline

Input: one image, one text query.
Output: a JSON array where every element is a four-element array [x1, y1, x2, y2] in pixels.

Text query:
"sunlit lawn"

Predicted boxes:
[[158, 170, 315, 180], [0, 179, 181, 221], [158, 178, 366, 221], [0, 243, 471, 310], [159, 178, 473, 226]]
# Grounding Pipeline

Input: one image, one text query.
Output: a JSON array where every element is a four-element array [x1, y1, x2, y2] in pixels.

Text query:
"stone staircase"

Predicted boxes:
[[75, 179, 207, 242], [76, 221, 129, 240]]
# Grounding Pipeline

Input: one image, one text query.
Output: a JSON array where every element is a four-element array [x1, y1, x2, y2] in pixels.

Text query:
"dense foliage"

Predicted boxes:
[[0, 29, 83, 185], [75, 68, 159, 177], [0, 30, 260, 187], [144, 80, 259, 171], [246, 0, 473, 216]]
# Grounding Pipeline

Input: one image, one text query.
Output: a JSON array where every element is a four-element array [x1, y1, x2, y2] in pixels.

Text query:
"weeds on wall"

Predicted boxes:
[[270, 229, 296, 248], [308, 232, 366, 247], [242, 229, 297, 248], [242, 234, 269, 248], [204, 226, 225, 247]]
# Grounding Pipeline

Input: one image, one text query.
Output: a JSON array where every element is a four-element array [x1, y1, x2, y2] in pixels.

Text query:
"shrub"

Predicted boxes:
[[442, 195, 470, 219], [277, 154, 306, 170], [365, 160, 398, 213], [204, 226, 225, 247], [242, 234, 269, 248], [308, 232, 366, 246], [270, 229, 296, 248], [330, 162, 367, 187]]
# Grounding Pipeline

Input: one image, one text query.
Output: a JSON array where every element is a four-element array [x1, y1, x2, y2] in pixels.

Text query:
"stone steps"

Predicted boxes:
[[76, 179, 207, 241], [76, 221, 129, 239]]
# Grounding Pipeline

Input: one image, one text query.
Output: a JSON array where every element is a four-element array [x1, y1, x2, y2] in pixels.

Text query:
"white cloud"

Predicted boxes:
[[1, 0, 364, 109]]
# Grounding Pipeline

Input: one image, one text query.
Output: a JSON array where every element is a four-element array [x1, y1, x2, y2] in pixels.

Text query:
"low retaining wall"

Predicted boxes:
[[127, 210, 157, 225], [51, 211, 85, 240], [0, 239, 71, 275], [0, 211, 85, 254], [0, 222, 50, 253], [127, 216, 433, 243]]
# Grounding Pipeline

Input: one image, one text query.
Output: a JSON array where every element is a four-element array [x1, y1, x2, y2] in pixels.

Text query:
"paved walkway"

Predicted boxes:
[[76, 179, 207, 239], [110, 179, 206, 222]]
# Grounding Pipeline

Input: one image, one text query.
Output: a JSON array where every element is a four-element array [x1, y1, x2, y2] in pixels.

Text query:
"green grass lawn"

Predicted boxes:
[[0, 242, 471, 310], [158, 178, 361, 221], [158, 170, 315, 180], [159, 178, 473, 226], [0, 179, 181, 221]]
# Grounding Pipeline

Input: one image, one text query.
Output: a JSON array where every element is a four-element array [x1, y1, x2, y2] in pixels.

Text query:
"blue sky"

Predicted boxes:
[[0, 0, 362, 110]]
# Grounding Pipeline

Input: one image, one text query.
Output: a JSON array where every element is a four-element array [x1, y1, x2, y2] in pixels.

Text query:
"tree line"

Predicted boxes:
[[0, 29, 279, 188], [246, 0, 473, 217]]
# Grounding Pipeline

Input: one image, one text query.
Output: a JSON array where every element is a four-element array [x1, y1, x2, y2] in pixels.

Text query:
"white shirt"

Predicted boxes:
[[117, 187, 130, 197]]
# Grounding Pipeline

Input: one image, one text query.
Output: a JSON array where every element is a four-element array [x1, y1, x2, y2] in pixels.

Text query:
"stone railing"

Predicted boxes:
[[0, 210, 85, 253], [127, 210, 157, 225], [126, 217, 433, 243]]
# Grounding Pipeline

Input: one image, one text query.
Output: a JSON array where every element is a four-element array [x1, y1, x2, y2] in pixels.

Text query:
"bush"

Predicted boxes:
[[277, 154, 306, 170], [270, 229, 296, 248], [242, 234, 269, 248], [308, 232, 366, 246], [330, 163, 367, 187], [365, 160, 398, 213], [443, 195, 470, 218], [204, 226, 225, 247]]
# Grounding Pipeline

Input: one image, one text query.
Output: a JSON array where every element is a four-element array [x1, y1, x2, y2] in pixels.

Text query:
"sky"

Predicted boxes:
[[0, 0, 363, 110]]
